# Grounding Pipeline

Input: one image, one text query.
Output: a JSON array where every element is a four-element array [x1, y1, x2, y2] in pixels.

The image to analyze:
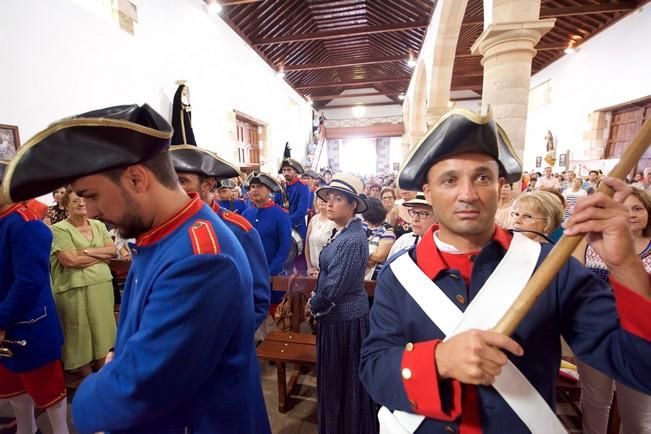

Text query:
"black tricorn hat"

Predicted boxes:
[[302, 169, 321, 180], [246, 172, 282, 193], [0, 104, 172, 204], [170, 145, 241, 179], [398, 108, 522, 190], [218, 179, 237, 189], [279, 158, 305, 175], [0, 161, 7, 186]]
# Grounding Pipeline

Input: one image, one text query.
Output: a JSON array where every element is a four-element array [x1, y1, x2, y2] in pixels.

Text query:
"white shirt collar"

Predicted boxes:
[[433, 230, 462, 254]]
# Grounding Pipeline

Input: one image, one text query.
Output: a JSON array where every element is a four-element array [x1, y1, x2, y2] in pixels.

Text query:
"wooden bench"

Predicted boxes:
[[256, 275, 376, 412], [257, 331, 317, 413]]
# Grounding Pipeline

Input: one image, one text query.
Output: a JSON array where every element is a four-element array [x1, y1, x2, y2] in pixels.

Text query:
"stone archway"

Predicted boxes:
[[408, 58, 428, 148], [425, 0, 469, 126]]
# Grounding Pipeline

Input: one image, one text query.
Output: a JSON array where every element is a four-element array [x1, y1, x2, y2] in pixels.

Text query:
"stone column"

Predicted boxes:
[[376, 137, 391, 173], [471, 19, 555, 159]]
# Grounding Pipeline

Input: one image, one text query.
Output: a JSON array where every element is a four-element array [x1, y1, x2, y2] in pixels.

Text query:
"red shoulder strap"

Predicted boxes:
[[221, 209, 253, 232], [188, 220, 220, 255]]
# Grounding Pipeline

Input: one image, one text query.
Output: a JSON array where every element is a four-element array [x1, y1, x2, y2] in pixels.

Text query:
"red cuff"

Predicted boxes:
[[610, 277, 651, 342], [401, 340, 462, 420]]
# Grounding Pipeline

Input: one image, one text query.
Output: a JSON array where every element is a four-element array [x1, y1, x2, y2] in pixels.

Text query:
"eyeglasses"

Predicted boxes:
[[407, 209, 433, 219], [510, 211, 546, 223]]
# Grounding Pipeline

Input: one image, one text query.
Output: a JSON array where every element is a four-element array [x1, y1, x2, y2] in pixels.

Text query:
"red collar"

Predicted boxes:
[[0, 204, 22, 220], [416, 224, 512, 280], [210, 201, 221, 213], [136, 193, 203, 247], [288, 177, 306, 186], [254, 200, 275, 209]]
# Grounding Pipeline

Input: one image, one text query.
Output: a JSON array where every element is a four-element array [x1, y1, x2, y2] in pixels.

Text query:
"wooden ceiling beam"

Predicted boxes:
[[220, 0, 264, 5], [310, 91, 402, 101], [320, 101, 403, 109], [295, 76, 411, 90], [284, 55, 409, 71], [252, 21, 429, 45], [462, 1, 638, 25]]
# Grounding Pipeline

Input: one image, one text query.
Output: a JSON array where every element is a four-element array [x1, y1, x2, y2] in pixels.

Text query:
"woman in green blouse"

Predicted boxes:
[[51, 188, 117, 376]]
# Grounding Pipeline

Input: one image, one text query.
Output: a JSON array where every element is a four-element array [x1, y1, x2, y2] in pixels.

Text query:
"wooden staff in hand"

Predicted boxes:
[[495, 116, 651, 336]]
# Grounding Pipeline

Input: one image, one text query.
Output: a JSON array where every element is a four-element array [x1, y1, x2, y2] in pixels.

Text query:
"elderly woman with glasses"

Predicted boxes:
[[510, 191, 563, 243]]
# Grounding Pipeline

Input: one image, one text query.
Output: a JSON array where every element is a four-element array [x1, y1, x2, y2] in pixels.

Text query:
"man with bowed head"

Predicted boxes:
[[170, 144, 270, 329], [360, 108, 651, 434], [0, 104, 270, 434]]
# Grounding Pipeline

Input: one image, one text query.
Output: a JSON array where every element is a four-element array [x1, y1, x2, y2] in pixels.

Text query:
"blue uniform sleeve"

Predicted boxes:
[[0, 221, 52, 328], [289, 185, 310, 230], [269, 210, 292, 275], [235, 200, 248, 215], [359, 264, 421, 412], [72, 254, 247, 433], [242, 229, 271, 329], [560, 257, 651, 394], [274, 192, 284, 207], [309, 237, 368, 314]]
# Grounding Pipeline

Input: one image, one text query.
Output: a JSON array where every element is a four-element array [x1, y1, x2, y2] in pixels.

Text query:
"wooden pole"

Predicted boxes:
[[494, 116, 651, 336]]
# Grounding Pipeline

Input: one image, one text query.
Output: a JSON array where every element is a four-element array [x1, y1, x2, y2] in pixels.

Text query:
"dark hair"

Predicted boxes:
[[362, 197, 387, 225], [104, 151, 178, 189], [589, 170, 599, 175], [61, 185, 74, 208], [380, 187, 396, 200]]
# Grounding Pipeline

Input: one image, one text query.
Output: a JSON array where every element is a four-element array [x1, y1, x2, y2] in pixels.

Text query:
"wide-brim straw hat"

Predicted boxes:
[[403, 192, 431, 208], [315, 172, 367, 213], [170, 145, 241, 179], [1, 104, 172, 205], [398, 108, 522, 190]]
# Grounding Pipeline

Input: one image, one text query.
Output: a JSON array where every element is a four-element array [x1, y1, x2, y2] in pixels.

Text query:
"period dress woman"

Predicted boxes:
[[309, 173, 378, 434]]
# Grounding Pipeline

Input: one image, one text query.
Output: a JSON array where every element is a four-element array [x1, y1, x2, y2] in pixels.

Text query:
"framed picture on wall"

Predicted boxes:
[[535, 156, 542, 168], [559, 152, 567, 167], [0, 124, 20, 161]]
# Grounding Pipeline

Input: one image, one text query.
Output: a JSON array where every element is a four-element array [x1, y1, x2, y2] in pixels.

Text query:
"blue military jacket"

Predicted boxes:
[[72, 195, 271, 434], [285, 177, 311, 239], [360, 226, 651, 434], [0, 204, 63, 372], [211, 201, 270, 329], [242, 201, 292, 277]]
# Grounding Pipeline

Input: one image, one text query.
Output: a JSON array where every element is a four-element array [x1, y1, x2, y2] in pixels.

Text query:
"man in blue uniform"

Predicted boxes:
[[216, 178, 248, 214], [0, 105, 271, 434], [171, 144, 270, 329], [360, 109, 651, 434], [242, 173, 292, 307], [0, 160, 69, 434], [279, 157, 311, 240]]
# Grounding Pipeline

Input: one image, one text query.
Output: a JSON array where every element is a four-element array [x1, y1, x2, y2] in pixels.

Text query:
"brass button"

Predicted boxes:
[[455, 294, 466, 304], [401, 368, 412, 380], [409, 399, 418, 409], [444, 426, 457, 434], [405, 342, 414, 352]]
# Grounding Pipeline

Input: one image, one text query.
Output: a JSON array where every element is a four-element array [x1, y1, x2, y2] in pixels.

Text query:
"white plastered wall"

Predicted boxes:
[[0, 0, 313, 185], [524, 6, 651, 171]]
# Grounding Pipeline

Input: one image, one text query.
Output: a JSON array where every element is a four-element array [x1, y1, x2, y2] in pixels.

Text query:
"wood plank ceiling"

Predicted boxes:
[[219, 0, 647, 109]]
